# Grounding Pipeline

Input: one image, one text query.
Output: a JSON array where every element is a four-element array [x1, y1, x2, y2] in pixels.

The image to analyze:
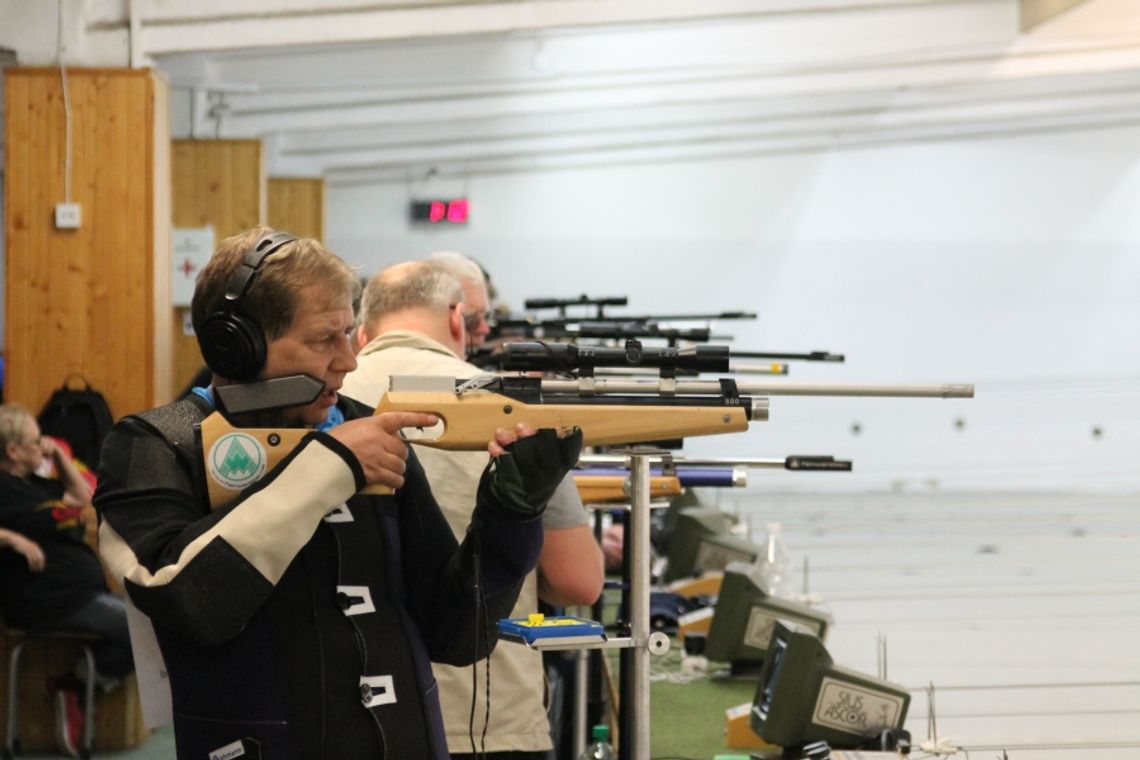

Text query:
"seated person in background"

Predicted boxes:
[[343, 259, 603, 760], [0, 403, 133, 758], [94, 227, 579, 760]]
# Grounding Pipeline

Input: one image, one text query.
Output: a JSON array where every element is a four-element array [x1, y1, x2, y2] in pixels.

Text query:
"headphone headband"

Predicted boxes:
[[198, 230, 299, 382], [223, 231, 299, 305]]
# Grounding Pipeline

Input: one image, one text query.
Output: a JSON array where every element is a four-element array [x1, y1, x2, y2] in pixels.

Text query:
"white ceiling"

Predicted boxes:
[[139, 0, 1140, 183]]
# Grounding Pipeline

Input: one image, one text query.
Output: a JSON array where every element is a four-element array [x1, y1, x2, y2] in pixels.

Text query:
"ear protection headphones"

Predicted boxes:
[[198, 231, 298, 382]]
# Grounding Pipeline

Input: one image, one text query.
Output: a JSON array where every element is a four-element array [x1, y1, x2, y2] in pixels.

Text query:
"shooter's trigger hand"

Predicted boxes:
[[331, 411, 439, 488], [477, 427, 583, 520]]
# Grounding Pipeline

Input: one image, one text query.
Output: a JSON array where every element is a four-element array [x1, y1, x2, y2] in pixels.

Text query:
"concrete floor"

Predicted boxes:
[[28, 490, 1140, 759], [722, 489, 1140, 759]]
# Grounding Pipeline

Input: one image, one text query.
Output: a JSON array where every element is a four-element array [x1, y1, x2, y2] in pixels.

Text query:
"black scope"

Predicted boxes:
[[524, 295, 628, 310], [576, 324, 711, 342], [502, 340, 730, 373]]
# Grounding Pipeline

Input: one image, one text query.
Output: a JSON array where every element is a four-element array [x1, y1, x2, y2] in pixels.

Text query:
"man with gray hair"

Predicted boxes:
[[343, 261, 604, 760], [427, 251, 493, 349]]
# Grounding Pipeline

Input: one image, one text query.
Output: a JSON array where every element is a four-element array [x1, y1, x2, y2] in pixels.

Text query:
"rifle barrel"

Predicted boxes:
[[579, 455, 851, 471], [540, 378, 974, 398], [582, 455, 785, 468], [733, 350, 844, 362], [596, 311, 756, 322]]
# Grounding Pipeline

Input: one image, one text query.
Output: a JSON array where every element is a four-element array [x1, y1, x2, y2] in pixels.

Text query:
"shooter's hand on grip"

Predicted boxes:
[[331, 411, 440, 489], [479, 426, 584, 520]]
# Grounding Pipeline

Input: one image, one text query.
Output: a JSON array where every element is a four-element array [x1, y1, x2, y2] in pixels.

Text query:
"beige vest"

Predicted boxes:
[[342, 331, 552, 752]]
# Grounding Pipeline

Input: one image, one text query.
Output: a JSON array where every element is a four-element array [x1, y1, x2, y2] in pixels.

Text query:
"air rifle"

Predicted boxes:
[[200, 341, 969, 506], [375, 341, 973, 450], [571, 453, 851, 503], [579, 453, 854, 474]]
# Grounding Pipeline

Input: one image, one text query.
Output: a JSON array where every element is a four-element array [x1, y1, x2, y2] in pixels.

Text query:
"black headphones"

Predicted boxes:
[[198, 231, 298, 382]]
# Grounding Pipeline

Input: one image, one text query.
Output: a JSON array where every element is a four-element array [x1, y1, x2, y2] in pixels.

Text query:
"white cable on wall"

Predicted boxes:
[[58, 0, 72, 203]]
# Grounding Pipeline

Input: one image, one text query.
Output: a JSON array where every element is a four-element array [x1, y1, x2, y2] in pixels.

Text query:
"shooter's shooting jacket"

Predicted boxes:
[[94, 394, 542, 760]]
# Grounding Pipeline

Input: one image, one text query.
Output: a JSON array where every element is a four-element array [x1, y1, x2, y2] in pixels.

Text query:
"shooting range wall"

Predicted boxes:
[[327, 123, 1140, 491], [4, 67, 171, 419], [268, 177, 325, 242], [171, 138, 265, 393]]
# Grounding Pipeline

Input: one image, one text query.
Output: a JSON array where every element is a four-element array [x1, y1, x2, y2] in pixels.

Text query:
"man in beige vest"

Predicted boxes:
[[342, 260, 603, 760]]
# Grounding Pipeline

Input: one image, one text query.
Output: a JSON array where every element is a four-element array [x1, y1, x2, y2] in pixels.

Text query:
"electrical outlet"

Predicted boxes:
[[54, 202, 82, 229]]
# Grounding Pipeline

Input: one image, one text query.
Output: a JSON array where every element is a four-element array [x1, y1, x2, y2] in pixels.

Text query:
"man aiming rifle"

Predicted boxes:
[[93, 227, 581, 760]]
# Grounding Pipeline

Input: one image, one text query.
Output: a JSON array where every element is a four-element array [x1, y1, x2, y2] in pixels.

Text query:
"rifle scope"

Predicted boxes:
[[576, 324, 711, 342], [502, 340, 729, 373], [524, 295, 628, 310]]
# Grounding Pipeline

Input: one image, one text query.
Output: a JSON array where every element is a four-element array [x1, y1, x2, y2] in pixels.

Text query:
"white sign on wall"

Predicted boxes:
[[172, 227, 215, 307]]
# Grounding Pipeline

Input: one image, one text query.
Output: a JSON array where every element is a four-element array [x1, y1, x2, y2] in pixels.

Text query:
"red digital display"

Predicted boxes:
[[446, 198, 469, 223], [411, 198, 469, 225]]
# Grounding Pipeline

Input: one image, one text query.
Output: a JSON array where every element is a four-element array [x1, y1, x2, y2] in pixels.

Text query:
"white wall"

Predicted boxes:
[[327, 124, 1140, 492]]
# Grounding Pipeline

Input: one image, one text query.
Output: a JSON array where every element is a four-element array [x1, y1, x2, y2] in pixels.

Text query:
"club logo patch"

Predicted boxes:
[[207, 432, 267, 489]]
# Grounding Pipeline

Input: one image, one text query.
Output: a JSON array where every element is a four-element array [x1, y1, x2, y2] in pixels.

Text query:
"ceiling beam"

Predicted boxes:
[[137, 0, 971, 57], [1020, 0, 1091, 31]]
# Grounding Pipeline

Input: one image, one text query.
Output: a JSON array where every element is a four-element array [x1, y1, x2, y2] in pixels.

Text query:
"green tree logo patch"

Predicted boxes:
[[207, 432, 267, 490]]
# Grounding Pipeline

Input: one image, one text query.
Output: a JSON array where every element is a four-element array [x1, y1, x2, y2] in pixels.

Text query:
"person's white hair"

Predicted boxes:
[[427, 251, 485, 288], [0, 404, 34, 461]]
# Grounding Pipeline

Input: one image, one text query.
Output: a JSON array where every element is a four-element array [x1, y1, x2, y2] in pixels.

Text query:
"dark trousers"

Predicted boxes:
[[55, 592, 134, 680]]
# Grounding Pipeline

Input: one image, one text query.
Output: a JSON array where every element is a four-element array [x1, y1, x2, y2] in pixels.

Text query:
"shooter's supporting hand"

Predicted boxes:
[[479, 427, 584, 520], [331, 411, 440, 489]]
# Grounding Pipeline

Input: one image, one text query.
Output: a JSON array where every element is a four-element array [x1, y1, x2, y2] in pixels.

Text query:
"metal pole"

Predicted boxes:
[[574, 648, 588, 760], [627, 454, 652, 760]]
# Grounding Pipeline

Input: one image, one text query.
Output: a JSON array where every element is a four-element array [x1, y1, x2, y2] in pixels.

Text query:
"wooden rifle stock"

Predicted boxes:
[[373, 389, 753, 450], [198, 411, 393, 510]]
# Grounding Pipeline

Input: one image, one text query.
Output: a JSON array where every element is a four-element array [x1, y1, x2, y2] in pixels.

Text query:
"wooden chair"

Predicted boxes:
[[1, 622, 97, 759]]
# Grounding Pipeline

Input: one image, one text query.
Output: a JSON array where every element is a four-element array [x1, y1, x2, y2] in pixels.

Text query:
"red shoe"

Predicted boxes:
[[53, 683, 84, 758]]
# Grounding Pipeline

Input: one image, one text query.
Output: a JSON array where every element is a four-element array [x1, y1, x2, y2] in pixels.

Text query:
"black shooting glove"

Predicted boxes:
[[477, 427, 583, 520]]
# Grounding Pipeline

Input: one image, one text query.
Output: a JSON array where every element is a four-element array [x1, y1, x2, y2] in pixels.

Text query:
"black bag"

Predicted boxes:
[[37, 375, 115, 467]]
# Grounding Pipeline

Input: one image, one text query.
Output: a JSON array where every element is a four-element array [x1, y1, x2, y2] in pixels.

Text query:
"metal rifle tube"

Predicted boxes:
[[733, 350, 845, 362], [573, 466, 745, 487], [580, 455, 787, 468], [540, 378, 975, 398], [578, 456, 848, 475]]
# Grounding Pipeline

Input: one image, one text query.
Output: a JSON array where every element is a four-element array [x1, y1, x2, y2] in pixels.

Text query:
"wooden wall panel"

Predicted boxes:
[[268, 177, 325, 241], [4, 68, 171, 423], [170, 139, 265, 393]]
